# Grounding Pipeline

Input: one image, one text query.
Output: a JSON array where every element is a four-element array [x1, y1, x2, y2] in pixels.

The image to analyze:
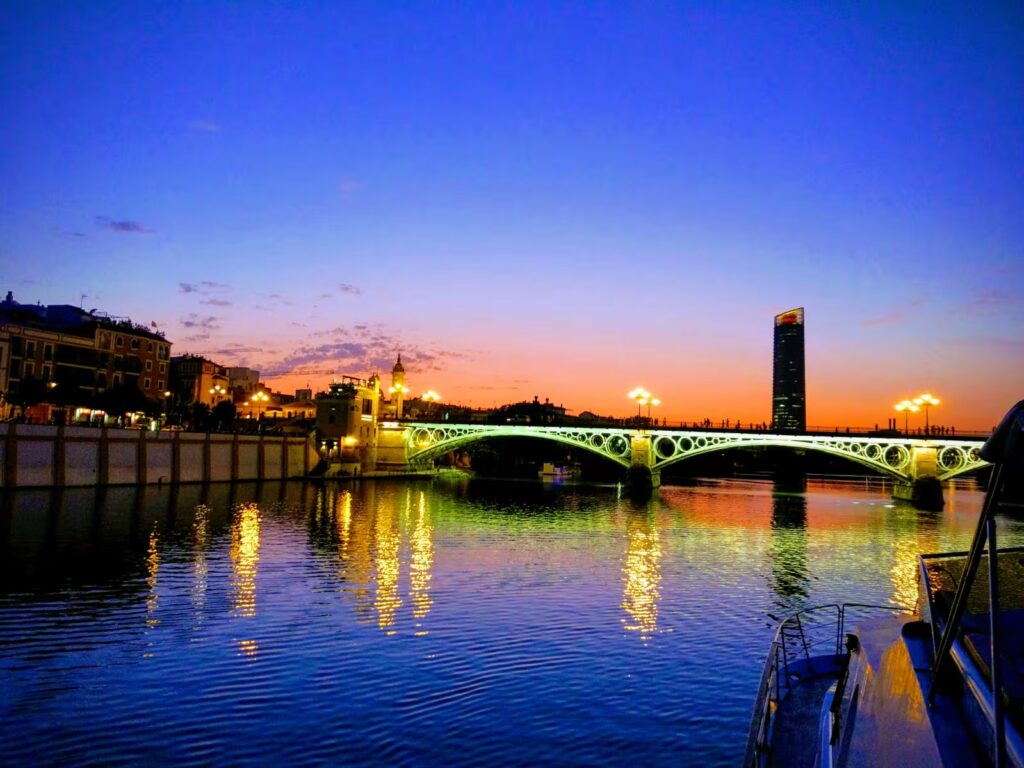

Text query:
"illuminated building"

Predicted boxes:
[[772, 308, 806, 432], [388, 354, 407, 419], [315, 375, 381, 472]]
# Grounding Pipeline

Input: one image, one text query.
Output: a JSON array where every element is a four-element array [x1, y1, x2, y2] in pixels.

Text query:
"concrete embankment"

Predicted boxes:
[[0, 423, 318, 488]]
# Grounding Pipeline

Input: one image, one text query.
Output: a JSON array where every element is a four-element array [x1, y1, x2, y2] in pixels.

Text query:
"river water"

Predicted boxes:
[[1, 476, 1021, 766]]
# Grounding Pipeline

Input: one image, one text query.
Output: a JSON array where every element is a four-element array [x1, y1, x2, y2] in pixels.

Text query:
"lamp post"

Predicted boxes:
[[913, 393, 940, 435], [249, 390, 269, 419], [895, 399, 920, 435], [628, 387, 659, 426], [208, 384, 227, 403], [162, 390, 172, 423], [422, 390, 441, 403], [388, 382, 408, 419]]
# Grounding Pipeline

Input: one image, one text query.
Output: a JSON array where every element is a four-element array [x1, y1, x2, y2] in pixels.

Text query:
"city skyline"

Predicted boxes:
[[2, 3, 1022, 429]]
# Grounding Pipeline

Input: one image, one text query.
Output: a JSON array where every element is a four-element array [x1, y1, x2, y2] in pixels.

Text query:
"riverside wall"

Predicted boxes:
[[0, 423, 318, 488]]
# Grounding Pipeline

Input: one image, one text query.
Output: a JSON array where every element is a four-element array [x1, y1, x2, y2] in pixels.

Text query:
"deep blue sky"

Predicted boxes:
[[2, 2, 1022, 425]]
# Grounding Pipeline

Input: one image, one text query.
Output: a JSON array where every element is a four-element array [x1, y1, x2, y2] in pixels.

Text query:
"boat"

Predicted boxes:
[[745, 400, 1024, 768], [538, 462, 580, 480]]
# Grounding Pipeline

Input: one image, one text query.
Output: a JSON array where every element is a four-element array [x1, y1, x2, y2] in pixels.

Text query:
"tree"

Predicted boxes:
[[95, 383, 158, 418], [8, 375, 48, 408], [212, 400, 236, 431]]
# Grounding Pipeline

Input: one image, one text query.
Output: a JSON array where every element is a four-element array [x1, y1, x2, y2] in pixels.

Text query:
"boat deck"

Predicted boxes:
[[770, 674, 837, 768], [839, 616, 982, 768]]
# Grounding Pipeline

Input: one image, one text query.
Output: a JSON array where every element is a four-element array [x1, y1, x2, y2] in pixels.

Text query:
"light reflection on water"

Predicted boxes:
[[0, 476, 1020, 767]]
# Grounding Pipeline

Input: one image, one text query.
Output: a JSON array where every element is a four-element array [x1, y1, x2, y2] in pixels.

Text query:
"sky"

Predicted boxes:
[[1, 2, 1022, 430]]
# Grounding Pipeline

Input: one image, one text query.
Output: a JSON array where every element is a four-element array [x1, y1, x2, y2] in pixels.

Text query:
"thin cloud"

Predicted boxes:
[[960, 289, 1020, 316], [200, 298, 233, 306], [861, 299, 924, 328], [96, 216, 153, 234], [339, 177, 360, 197], [339, 283, 363, 295], [179, 281, 230, 295], [187, 118, 221, 133], [179, 313, 221, 341]]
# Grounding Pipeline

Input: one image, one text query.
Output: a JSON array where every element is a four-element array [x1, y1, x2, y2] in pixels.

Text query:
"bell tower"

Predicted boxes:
[[390, 354, 406, 419]]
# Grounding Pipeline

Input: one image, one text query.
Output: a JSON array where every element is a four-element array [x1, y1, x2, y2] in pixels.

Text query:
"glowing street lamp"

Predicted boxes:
[[628, 387, 660, 424], [912, 393, 940, 434], [209, 384, 227, 403], [422, 390, 441, 403], [249, 390, 269, 418], [894, 399, 919, 435], [162, 390, 172, 420]]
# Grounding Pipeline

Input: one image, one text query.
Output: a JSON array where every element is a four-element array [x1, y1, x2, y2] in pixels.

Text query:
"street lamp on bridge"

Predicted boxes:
[[895, 399, 919, 435], [913, 393, 940, 435], [628, 387, 660, 425]]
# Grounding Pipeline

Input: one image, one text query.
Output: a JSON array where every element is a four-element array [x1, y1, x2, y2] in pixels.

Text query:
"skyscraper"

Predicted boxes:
[[772, 308, 806, 432]]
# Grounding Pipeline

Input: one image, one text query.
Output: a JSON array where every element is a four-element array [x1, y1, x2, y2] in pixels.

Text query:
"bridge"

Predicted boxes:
[[377, 422, 988, 505]]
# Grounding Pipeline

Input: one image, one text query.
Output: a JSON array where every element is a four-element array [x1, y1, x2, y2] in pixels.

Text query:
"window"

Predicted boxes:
[[116, 336, 124, 347], [157, 380, 164, 390], [24, 362, 34, 378], [99, 332, 111, 350], [98, 372, 108, 388], [159, 362, 166, 374], [10, 360, 21, 378], [147, 341, 153, 352], [144, 378, 151, 389], [113, 374, 121, 386], [42, 365, 51, 380], [130, 338, 139, 350], [43, 344, 53, 361], [362, 399, 373, 415], [25, 341, 36, 357], [145, 360, 152, 371]]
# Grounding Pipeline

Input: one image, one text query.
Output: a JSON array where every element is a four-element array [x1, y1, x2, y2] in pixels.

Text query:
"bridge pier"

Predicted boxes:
[[627, 434, 661, 494], [893, 444, 944, 510]]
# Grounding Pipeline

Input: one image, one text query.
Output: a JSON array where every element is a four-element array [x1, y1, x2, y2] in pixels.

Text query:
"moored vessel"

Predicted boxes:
[[746, 401, 1024, 768]]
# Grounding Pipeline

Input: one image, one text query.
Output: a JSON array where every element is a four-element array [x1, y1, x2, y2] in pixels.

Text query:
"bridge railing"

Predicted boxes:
[[393, 415, 990, 440]]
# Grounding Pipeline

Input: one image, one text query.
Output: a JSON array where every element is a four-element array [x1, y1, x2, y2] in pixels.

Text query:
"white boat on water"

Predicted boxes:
[[745, 401, 1024, 768]]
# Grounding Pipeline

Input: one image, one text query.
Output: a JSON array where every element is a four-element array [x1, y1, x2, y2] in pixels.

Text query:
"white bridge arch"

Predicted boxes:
[[403, 423, 987, 482]]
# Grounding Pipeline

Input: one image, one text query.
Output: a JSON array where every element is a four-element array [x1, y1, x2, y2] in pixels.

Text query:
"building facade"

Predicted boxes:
[[169, 355, 230, 407], [772, 307, 806, 432], [315, 376, 381, 470], [0, 292, 171, 420]]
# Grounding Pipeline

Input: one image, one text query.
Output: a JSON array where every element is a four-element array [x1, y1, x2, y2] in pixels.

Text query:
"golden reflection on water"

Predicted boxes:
[[146, 527, 160, 630], [192, 504, 209, 618], [374, 504, 402, 635], [410, 491, 434, 629], [890, 534, 922, 610], [231, 503, 262, 620], [335, 489, 352, 565], [621, 512, 662, 641]]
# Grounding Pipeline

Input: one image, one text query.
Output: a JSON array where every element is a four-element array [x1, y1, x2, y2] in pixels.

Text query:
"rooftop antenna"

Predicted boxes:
[[80, 293, 87, 307]]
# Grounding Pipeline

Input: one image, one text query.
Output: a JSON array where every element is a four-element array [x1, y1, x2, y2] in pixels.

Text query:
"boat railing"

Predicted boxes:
[[744, 602, 909, 768]]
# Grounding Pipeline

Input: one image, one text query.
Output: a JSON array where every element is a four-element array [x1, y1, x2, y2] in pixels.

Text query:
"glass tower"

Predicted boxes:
[[772, 308, 806, 432]]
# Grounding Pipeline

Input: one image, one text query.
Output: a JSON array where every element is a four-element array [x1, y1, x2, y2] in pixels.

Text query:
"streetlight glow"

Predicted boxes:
[[912, 393, 940, 434], [628, 387, 660, 424]]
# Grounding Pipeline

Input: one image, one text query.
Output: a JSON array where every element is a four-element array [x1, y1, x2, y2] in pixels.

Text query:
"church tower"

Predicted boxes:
[[390, 354, 406, 419]]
